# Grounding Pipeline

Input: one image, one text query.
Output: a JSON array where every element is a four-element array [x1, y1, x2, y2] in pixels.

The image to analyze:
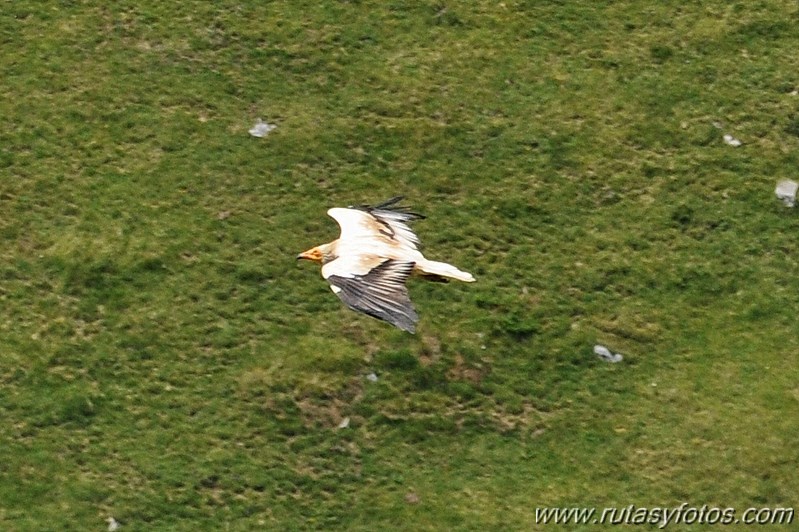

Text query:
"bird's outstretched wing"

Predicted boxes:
[[322, 258, 418, 333], [328, 196, 424, 252]]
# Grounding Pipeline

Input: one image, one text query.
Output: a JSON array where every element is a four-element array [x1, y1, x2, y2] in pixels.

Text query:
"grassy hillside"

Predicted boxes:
[[2, 1, 798, 529]]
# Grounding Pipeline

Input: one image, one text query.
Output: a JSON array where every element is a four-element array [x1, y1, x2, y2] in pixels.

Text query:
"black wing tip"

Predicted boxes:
[[350, 196, 425, 220], [398, 321, 417, 334], [365, 310, 418, 333], [357, 304, 418, 333], [381, 304, 419, 333], [359, 302, 417, 332], [374, 196, 405, 209]]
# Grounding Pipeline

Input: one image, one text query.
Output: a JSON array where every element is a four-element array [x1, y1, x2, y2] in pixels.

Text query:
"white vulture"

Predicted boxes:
[[297, 197, 475, 333]]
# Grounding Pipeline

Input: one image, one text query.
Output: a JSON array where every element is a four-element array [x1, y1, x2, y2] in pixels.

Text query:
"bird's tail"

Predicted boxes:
[[415, 259, 475, 283]]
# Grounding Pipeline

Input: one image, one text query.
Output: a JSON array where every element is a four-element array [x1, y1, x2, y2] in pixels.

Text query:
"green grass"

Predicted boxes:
[[2, 1, 799, 530]]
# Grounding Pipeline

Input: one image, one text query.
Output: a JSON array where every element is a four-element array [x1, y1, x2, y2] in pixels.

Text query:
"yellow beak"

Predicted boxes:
[[296, 248, 321, 262]]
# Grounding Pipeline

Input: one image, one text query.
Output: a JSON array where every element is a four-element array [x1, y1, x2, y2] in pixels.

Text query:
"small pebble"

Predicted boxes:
[[722, 134, 742, 147], [594, 344, 623, 363], [248, 118, 277, 138]]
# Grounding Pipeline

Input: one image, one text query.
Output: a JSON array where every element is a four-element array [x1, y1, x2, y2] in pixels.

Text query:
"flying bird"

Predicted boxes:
[[297, 197, 475, 333]]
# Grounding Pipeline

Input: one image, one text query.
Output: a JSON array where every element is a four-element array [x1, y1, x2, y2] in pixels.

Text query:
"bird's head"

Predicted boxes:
[[296, 243, 336, 264]]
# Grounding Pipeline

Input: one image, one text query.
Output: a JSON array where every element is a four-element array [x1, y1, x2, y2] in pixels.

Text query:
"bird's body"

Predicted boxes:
[[297, 197, 475, 333]]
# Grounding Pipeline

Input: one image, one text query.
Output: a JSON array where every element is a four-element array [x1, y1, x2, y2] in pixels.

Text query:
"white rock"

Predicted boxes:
[[248, 118, 277, 137], [775, 179, 798, 207], [594, 344, 623, 363], [366, 373, 378, 382], [337, 417, 350, 429], [107, 517, 120, 531], [722, 134, 742, 147]]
